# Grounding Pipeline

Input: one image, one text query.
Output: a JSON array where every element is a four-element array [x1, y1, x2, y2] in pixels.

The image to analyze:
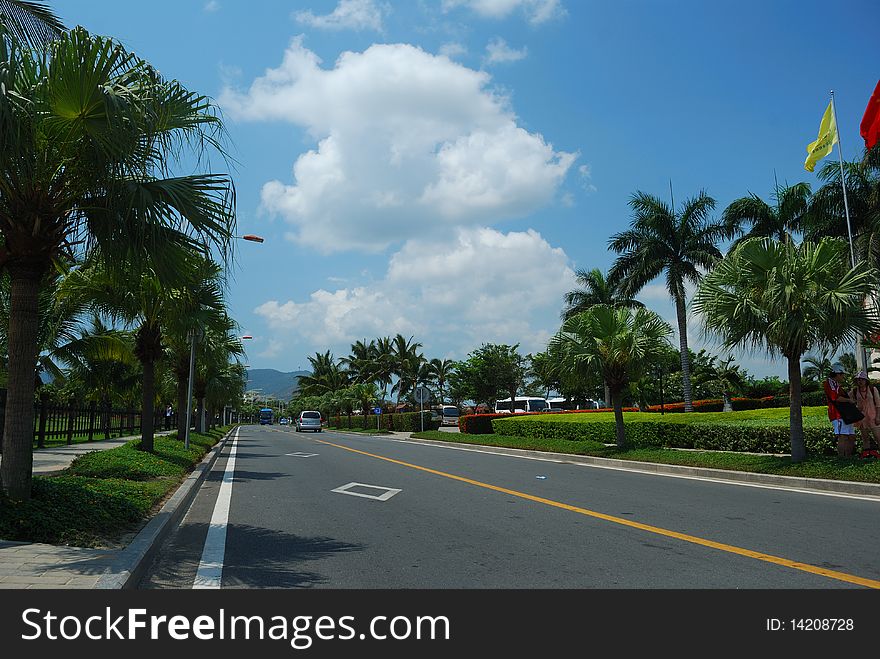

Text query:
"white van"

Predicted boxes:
[[494, 397, 549, 414], [441, 405, 459, 426]]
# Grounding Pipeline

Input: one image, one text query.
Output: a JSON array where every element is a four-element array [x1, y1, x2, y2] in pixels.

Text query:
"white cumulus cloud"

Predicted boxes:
[[221, 39, 575, 252], [254, 227, 575, 356], [294, 0, 387, 31], [442, 0, 565, 24], [484, 37, 528, 64]]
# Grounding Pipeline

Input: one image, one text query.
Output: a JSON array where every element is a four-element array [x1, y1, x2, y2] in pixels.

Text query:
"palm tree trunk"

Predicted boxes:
[[611, 386, 626, 449], [604, 381, 611, 408], [141, 358, 156, 452], [0, 268, 43, 501], [197, 397, 206, 433], [788, 355, 806, 463], [675, 293, 694, 412]]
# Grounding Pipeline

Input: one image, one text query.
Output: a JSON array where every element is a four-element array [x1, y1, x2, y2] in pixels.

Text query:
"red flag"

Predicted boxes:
[[861, 80, 880, 150]]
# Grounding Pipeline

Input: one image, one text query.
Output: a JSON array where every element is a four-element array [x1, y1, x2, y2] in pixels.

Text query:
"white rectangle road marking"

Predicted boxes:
[[331, 482, 402, 501], [285, 452, 319, 458], [193, 426, 239, 589]]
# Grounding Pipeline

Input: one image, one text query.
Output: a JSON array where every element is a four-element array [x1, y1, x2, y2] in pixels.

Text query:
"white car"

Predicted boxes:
[[295, 411, 323, 432]]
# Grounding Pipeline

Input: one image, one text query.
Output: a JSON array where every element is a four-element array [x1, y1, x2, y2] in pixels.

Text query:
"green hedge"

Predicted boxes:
[[490, 409, 837, 456], [331, 411, 440, 432]]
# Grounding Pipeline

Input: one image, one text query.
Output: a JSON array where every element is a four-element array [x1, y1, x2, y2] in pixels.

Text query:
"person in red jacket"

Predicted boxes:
[[824, 363, 856, 456]]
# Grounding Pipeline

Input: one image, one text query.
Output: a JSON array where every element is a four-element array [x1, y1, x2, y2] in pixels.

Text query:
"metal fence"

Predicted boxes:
[[0, 389, 178, 449]]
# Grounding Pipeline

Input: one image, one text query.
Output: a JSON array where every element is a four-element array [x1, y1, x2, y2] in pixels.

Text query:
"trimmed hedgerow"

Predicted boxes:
[[459, 408, 640, 434], [490, 408, 837, 455], [331, 412, 440, 432]]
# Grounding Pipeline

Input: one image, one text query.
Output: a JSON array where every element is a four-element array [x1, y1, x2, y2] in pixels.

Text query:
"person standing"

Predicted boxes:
[[824, 363, 856, 457], [851, 371, 880, 453], [164, 404, 173, 431]]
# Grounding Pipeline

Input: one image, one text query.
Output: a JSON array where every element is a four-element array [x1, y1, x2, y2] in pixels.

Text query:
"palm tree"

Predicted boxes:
[[561, 267, 643, 320], [372, 336, 395, 403], [722, 182, 811, 247], [697, 355, 744, 412], [694, 237, 879, 462], [549, 305, 672, 448], [390, 334, 423, 405], [0, 1, 63, 49], [63, 252, 226, 452], [340, 339, 377, 384], [802, 352, 833, 384], [426, 358, 455, 404], [609, 190, 729, 412], [0, 28, 236, 500], [804, 157, 880, 266], [298, 351, 348, 396]]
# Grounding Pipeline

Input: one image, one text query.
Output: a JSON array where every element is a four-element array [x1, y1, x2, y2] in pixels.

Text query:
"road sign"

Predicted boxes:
[[414, 386, 431, 404], [373, 407, 382, 415]]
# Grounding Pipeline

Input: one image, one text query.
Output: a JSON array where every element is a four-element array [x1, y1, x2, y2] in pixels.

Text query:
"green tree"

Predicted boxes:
[[63, 252, 227, 451], [694, 237, 879, 462], [389, 334, 423, 405], [452, 343, 529, 411], [802, 352, 833, 385], [804, 155, 880, 267], [696, 355, 744, 411], [0, 27, 235, 500], [609, 190, 729, 413], [340, 339, 377, 384], [0, 1, 62, 49], [298, 351, 348, 396], [561, 267, 643, 320], [549, 306, 672, 447], [425, 358, 455, 405], [722, 182, 811, 246]]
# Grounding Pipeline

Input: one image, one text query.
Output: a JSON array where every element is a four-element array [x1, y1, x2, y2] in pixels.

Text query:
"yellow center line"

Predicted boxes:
[[317, 438, 880, 589]]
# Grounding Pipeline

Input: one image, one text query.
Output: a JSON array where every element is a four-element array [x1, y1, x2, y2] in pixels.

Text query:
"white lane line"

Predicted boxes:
[[331, 482, 402, 501], [193, 426, 240, 589], [285, 452, 319, 458]]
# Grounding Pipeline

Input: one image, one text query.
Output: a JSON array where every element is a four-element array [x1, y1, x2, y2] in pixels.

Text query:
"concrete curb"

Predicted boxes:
[[94, 427, 237, 589], [399, 436, 880, 498]]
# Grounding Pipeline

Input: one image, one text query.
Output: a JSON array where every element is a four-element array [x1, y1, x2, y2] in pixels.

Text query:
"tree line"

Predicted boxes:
[[0, 3, 246, 501]]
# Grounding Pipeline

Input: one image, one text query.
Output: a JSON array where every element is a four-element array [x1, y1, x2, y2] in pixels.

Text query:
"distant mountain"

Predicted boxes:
[[246, 369, 310, 401]]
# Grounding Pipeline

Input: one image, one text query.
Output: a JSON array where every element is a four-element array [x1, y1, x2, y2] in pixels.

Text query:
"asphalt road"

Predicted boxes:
[[139, 424, 880, 589]]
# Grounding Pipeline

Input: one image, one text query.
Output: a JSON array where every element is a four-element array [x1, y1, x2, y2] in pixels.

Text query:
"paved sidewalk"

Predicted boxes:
[[0, 431, 175, 475], [0, 430, 177, 589]]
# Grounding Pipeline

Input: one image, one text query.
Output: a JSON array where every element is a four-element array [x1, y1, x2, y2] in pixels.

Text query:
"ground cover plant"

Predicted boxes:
[[0, 427, 229, 546]]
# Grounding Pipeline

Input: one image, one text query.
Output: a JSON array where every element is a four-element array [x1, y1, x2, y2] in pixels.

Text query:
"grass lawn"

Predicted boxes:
[[0, 427, 230, 547]]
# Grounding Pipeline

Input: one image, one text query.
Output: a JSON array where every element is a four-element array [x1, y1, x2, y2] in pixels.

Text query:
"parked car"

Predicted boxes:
[[296, 411, 323, 433], [279, 417, 289, 425]]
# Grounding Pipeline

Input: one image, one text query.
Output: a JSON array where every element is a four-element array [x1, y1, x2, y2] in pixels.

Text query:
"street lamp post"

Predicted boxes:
[[184, 327, 203, 449]]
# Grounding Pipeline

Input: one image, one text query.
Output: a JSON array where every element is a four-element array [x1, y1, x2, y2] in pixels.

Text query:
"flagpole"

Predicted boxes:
[[830, 91, 856, 269], [830, 90, 866, 371]]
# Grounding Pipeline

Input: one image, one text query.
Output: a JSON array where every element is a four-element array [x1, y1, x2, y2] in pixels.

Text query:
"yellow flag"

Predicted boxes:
[[804, 101, 838, 172]]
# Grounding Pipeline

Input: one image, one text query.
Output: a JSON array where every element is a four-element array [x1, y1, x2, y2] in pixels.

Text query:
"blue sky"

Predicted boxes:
[[59, 0, 879, 378]]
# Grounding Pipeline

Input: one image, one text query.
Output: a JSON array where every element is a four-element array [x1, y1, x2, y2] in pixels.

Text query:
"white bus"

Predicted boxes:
[[494, 397, 549, 414]]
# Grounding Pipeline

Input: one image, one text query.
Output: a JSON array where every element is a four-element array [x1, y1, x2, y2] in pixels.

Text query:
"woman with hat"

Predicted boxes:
[[824, 363, 857, 457], [851, 370, 880, 454]]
